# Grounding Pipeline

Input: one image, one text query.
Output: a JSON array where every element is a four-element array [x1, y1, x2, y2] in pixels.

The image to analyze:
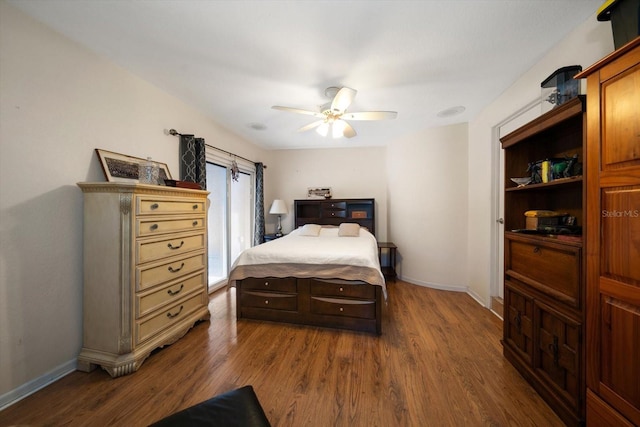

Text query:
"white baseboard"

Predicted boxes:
[[399, 275, 488, 308], [0, 359, 77, 411]]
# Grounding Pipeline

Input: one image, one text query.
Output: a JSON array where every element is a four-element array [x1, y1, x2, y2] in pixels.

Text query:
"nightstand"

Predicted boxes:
[[377, 242, 397, 282], [263, 234, 285, 243]]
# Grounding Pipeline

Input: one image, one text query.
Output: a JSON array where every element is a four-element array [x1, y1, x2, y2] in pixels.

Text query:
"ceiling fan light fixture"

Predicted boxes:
[[332, 119, 347, 138], [316, 122, 330, 137]]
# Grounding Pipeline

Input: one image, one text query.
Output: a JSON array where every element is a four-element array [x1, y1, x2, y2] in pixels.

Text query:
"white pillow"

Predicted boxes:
[[298, 224, 322, 236], [338, 223, 360, 237]]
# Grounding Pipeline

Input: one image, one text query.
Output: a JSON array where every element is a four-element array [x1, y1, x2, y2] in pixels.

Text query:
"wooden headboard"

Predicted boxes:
[[293, 198, 375, 236]]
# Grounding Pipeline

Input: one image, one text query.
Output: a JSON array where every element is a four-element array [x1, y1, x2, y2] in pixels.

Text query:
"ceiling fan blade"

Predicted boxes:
[[342, 121, 357, 138], [272, 106, 325, 119], [343, 111, 398, 121], [297, 120, 324, 133], [331, 87, 357, 113]]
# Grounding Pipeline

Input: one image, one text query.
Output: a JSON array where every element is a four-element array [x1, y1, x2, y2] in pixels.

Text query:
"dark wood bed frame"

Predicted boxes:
[[235, 198, 384, 335]]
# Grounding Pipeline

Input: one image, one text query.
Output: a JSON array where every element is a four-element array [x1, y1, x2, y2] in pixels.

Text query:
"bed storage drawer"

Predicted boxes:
[[240, 291, 297, 311], [310, 280, 376, 299], [310, 296, 376, 319], [241, 277, 296, 293]]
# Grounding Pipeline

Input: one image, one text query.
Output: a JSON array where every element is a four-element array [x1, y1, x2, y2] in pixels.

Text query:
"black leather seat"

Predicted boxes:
[[149, 385, 271, 427]]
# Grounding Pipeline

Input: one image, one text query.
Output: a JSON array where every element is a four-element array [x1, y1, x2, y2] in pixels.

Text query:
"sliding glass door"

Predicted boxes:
[[206, 156, 254, 292]]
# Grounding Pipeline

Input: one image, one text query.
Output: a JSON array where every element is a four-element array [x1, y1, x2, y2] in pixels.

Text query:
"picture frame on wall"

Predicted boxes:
[[95, 149, 173, 183]]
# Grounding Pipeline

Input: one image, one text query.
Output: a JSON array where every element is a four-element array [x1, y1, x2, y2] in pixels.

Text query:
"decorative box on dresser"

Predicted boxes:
[[500, 96, 587, 426], [77, 182, 210, 377], [575, 37, 640, 427]]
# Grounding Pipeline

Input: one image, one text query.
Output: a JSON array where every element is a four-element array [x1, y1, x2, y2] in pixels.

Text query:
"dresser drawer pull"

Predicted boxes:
[[192, 221, 199, 227], [339, 307, 344, 312], [168, 262, 185, 273], [264, 300, 269, 305], [166, 305, 184, 319], [193, 204, 199, 210], [150, 224, 159, 231], [167, 241, 184, 250], [150, 203, 159, 210], [167, 284, 184, 296], [339, 287, 344, 292], [264, 281, 269, 286], [533, 246, 540, 254]]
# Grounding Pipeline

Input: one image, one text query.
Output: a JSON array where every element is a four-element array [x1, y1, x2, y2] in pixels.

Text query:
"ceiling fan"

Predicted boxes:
[[272, 87, 398, 139]]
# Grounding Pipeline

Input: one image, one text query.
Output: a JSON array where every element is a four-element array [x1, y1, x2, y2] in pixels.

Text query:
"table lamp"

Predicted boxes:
[[269, 199, 288, 237]]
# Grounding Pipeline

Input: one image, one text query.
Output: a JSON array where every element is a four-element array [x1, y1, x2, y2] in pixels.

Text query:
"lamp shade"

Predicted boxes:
[[269, 199, 288, 215]]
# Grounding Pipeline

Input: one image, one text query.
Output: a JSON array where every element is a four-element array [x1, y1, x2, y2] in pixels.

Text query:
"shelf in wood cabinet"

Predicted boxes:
[[505, 230, 583, 248], [506, 175, 583, 192]]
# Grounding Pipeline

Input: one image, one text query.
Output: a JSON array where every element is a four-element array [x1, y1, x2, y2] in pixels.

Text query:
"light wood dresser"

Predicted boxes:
[[77, 182, 210, 377]]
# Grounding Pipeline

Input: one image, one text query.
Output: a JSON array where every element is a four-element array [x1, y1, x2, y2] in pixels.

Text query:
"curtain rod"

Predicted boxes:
[[167, 128, 266, 168]]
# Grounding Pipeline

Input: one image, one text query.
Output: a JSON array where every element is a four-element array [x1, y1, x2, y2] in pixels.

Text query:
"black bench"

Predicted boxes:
[[149, 385, 271, 427]]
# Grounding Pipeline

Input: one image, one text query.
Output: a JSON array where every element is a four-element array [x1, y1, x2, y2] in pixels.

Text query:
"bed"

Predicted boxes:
[[228, 217, 386, 335]]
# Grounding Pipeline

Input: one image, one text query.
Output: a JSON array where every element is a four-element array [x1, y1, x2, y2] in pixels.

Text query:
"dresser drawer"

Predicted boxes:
[[136, 271, 205, 318], [137, 197, 206, 215], [137, 233, 205, 264], [137, 216, 205, 237], [310, 296, 376, 319], [137, 252, 206, 291], [135, 292, 206, 345], [310, 280, 376, 299], [240, 278, 296, 293], [506, 237, 581, 308], [240, 291, 297, 311]]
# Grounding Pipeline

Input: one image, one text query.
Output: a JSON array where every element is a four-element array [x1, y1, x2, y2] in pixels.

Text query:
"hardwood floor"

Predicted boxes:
[[1, 281, 563, 427]]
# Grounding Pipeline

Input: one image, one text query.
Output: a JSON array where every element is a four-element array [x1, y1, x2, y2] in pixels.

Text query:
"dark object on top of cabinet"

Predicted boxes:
[[500, 95, 587, 426]]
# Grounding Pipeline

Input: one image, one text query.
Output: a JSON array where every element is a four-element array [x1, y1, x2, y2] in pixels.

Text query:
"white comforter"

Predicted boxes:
[[228, 226, 386, 296]]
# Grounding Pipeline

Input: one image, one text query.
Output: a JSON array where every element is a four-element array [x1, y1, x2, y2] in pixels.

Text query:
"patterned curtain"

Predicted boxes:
[[254, 162, 265, 245], [179, 135, 207, 189]]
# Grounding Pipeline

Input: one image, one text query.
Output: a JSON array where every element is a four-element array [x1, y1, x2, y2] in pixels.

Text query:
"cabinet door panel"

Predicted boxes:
[[504, 282, 534, 364], [535, 301, 582, 411], [601, 64, 640, 169], [601, 187, 640, 284], [599, 294, 640, 425]]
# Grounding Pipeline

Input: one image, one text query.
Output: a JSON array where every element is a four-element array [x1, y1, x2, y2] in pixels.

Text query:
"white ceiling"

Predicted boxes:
[[9, 0, 603, 150]]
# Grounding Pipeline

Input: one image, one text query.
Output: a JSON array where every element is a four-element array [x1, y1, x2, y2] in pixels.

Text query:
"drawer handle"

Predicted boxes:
[[533, 247, 540, 254], [514, 312, 522, 332], [193, 204, 199, 210], [167, 284, 184, 296], [264, 281, 269, 286], [339, 307, 344, 312], [150, 203, 159, 210], [168, 241, 184, 250], [264, 300, 269, 305], [166, 305, 184, 319], [192, 221, 199, 227], [168, 262, 185, 273], [339, 287, 344, 292], [150, 224, 159, 231]]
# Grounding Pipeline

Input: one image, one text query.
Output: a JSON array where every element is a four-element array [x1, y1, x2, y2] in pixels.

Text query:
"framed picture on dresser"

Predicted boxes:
[[95, 148, 173, 183]]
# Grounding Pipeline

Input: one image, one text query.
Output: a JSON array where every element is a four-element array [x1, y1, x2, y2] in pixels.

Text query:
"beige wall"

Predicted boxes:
[[265, 147, 388, 240], [0, 2, 268, 404], [387, 123, 469, 292]]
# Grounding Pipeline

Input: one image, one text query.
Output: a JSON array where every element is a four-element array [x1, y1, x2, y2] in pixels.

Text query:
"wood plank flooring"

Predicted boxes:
[[0, 281, 563, 426]]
